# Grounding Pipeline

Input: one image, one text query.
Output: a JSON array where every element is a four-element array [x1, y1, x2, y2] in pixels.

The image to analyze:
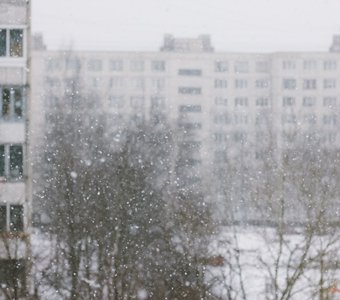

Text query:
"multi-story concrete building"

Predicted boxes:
[[31, 34, 340, 220], [0, 0, 31, 297]]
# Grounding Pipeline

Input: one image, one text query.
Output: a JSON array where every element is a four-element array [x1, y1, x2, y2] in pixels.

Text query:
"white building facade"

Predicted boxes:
[[0, 0, 32, 297]]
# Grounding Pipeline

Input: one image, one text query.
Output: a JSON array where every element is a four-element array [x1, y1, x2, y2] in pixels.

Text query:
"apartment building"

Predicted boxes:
[[0, 0, 32, 297], [31, 34, 340, 220]]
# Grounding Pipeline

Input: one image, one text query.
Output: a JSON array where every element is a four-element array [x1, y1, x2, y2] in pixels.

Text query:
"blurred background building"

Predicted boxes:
[[31, 34, 340, 222]]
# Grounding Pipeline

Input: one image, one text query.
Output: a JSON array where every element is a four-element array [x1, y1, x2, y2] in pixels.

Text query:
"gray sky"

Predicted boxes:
[[32, 0, 340, 52]]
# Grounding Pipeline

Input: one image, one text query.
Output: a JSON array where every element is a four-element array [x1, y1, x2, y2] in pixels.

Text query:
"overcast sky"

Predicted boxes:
[[32, 0, 340, 52]]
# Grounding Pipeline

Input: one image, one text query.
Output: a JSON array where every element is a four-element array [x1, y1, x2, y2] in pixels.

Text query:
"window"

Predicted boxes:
[[130, 96, 144, 108], [215, 79, 227, 88], [10, 205, 24, 232], [109, 59, 123, 71], [323, 97, 337, 107], [214, 114, 231, 125], [0, 144, 23, 179], [215, 97, 227, 106], [87, 59, 102, 71], [303, 132, 317, 143], [45, 58, 62, 72], [151, 78, 165, 92], [303, 60, 317, 70], [235, 79, 248, 88], [65, 57, 81, 70], [0, 87, 24, 120], [129, 78, 145, 90], [178, 69, 202, 76], [323, 114, 337, 125], [256, 97, 269, 106], [282, 79, 296, 89], [0, 204, 24, 232], [63, 78, 79, 94], [256, 61, 270, 73], [235, 97, 248, 106], [324, 60, 336, 71], [302, 97, 316, 107], [178, 87, 201, 94], [130, 113, 144, 126], [130, 60, 144, 72], [303, 79, 317, 90], [0, 29, 5, 56], [151, 60, 165, 71], [324, 79, 336, 89], [177, 158, 201, 167], [92, 77, 102, 88], [282, 60, 296, 70], [0, 206, 5, 231], [325, 132, 337, 144], [233, 131, 247, 143], [109, 77, 125, 89], [234, 61, 249, 73], [215, 61, 228, 72], [282, 114, 297, 124], [151, 96, 166, 109], [179, 141, 201, 150], [233, 114, 248, 124], [45, 77, 61, 88], [214, 151, 227, 163], [0, 29, 23, 57], [108, 95, 124, 108], [255, 79, 269, 88], [179, 105, 201, 112], [214, 132, 229, 143], [0, 259, 25, 288], [283, 97, 295, 106], [255, 113, 267, 125], [179, 122, 202, 130], [303, 114, 317, 125]]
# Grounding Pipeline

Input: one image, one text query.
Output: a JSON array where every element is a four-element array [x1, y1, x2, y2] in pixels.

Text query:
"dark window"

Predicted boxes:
[[151, 61, 165, 71], [0, 145, 4, 176], [0, 259, 26, 288], [2, 88, 10, 116], [0, 29, 6, 56], [10, 29, 23, 57], [0, 206, 6, 232], [109, 60, 123, 71], [1, 87, 24, 120], [215, 61, 228, 72], [10, 205, 23, 232], [178, 69, 202, 76], [179, 105, 201, 112], [178, 87, 201, 95], [10, 145, 23, 178], [14, 89, 23, 118]]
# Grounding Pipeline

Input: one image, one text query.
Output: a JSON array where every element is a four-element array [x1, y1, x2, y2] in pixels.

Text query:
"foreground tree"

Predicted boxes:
[[34, 67, 216, 299]]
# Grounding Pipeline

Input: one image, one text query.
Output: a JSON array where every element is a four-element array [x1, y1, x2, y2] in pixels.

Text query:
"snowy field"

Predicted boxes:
[[31, 225, 340, 300]]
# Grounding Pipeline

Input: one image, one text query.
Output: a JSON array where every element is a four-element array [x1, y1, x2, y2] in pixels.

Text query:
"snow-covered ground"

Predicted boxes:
[[31, 225, 340, 300]]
